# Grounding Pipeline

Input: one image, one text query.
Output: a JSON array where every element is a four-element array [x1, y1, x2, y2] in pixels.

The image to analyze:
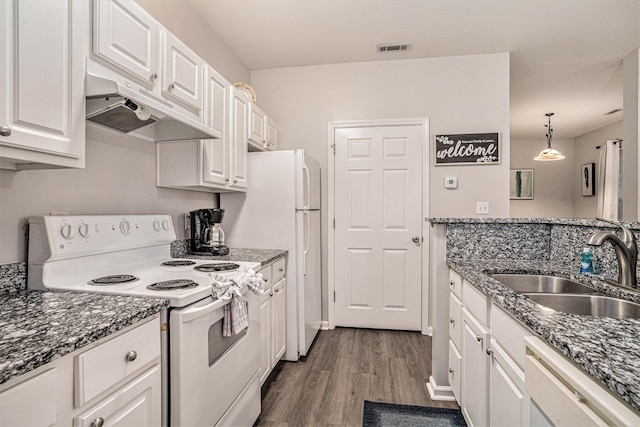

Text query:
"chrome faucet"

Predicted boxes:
[[585, 218, 638, 288]]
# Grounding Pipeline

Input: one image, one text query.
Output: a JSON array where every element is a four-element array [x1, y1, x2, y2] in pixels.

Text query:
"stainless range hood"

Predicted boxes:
[[85, 64, 219, 142]]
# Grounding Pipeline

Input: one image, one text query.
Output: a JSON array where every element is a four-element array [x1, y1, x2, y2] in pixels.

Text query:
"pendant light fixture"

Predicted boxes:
[[534, 112, 565, 161]]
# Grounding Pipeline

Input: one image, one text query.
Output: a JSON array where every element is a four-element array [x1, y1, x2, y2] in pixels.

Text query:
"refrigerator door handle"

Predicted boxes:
[[303, 162, 311, 209], [303, 211, 311, 275]]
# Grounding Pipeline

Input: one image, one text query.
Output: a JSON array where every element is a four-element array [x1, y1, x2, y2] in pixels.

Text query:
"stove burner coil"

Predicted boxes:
[[88, 275, 139, 286], [161, 260, 197, 267], [194, 263, 240, 273], [147, 279, 198, 291]]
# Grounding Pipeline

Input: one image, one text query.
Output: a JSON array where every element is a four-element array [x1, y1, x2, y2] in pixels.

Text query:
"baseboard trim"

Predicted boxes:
[[426, 375, 456, 401], [320, 320, 330, 330]]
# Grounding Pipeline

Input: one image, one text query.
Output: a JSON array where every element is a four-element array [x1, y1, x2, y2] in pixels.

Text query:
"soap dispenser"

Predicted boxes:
[[579, 247, 595, 274]]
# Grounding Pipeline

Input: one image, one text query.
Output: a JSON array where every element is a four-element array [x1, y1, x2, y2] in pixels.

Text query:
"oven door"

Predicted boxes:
[[169, 289, 260, 427]]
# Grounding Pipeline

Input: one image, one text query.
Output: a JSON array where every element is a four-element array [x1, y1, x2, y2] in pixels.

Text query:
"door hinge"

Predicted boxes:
[[333, 291, 336, 302], [333, 218, 335, 228], [331, 144, 335, 155]]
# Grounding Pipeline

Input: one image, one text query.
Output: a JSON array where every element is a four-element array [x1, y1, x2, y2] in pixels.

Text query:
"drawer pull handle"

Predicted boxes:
[[449, 318, 455, 324], [476, 336, 483, 344], [486, 348, 493, 356], [126, 351, 138, 362], [575, 390, 586, 402], [91, 417, 105, 427]]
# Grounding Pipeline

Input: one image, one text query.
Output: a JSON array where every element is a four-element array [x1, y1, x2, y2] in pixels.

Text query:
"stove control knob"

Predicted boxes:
[[78, 223, 91, 238], [153, 219, 161, 232], [162, 219, 170, 231], [119, 220, 132, 236], [60, 224, 76, 240]]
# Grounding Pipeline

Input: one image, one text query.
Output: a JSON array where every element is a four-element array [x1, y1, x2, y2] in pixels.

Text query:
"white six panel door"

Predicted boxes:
[[334, 125, 423, 330]]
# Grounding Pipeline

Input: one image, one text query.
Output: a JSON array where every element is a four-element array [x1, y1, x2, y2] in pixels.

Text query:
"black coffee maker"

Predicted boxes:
[[189, 208, 230, 256]]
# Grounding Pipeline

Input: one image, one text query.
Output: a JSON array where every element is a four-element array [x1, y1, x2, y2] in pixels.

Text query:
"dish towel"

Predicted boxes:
[[211, 266, 265, 337]]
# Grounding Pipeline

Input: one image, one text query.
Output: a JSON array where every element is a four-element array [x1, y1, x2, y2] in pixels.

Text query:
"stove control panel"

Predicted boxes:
[[28, 215, 177, 261]]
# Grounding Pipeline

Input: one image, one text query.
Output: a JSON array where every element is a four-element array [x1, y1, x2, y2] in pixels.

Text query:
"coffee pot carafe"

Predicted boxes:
[[189, 208, 230, 256]]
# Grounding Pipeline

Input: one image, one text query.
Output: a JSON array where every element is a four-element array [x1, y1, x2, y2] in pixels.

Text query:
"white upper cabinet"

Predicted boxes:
[[161, 30, 204, 120], [247, 103, 278, 151], [229, 87, 249, 189], [0, 0, 85, 170], [92, 0, 159, 89], [204, 66, 228, 139]]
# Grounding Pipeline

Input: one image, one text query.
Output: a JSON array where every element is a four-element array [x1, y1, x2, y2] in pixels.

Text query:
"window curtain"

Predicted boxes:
[[596, 140, 621, 220]]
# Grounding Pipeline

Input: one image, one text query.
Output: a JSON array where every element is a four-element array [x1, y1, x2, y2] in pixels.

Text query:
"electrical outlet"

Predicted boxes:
[[476, 201, 490, 215]]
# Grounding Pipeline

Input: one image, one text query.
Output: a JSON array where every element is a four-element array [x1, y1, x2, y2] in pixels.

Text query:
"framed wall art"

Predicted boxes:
[[434, 133, 500, 165], [581, 163, 595, 196], [510, 169, 534, 200]]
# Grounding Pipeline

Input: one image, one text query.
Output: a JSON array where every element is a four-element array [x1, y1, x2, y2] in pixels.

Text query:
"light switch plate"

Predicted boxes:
[[444, 176, 458, 189], [476, 201, 489, 215]]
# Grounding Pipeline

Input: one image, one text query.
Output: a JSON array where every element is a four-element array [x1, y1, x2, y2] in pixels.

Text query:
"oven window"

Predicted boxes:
[[208, 317, 248, 366]]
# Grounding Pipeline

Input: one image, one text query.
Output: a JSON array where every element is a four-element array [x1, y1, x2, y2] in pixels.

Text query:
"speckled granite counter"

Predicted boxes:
[[0, 290, 168, 386], [447, 258, 640, 411], [170, 240, 286, 266]]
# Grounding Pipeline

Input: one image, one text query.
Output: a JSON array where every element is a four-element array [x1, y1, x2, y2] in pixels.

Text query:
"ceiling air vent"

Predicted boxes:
[[604, 108, 622, 115], [377, 43, 411, 53]]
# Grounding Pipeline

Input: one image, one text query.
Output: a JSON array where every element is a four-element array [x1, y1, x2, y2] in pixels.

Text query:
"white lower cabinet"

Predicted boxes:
[[448, 269, 530, 427], [0, 316, 162, 426], [258, 257, 287, 385]]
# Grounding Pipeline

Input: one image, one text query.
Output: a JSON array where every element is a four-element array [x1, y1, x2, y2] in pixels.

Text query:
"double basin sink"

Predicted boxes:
[[492, 274, 640, 319]]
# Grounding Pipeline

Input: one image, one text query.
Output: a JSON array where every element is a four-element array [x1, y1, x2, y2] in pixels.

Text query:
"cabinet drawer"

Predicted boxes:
[[258, 265, 273, 289], [463, 280, 488, 325], [491, 303, 531, 368], [449, 292, 462, 350], [448, 340, 462, 403], [449, 270, 462, 299], [272, 257, 286, 283], [75, 319, 160, 406]]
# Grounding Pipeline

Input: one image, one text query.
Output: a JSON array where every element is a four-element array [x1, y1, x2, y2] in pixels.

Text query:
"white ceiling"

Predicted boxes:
[[187, 0, 640, 138]]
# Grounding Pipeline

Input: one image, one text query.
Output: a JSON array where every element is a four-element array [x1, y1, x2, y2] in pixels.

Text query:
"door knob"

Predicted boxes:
[[412, 235, 420, 243]]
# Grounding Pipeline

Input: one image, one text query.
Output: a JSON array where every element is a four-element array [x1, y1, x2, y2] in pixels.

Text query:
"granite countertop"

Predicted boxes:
[[448, 258, 640, 411], [179, 248, 287, 266], [0, 290, 168, 386], [428, 217, 640, 230]]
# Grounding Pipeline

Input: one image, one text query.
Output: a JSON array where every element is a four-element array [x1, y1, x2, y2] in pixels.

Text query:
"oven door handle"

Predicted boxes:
[[179, 297, 227, 323]]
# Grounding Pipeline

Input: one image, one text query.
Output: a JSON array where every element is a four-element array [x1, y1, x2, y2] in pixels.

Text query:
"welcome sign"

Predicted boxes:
[[434, 133, 500, 165]]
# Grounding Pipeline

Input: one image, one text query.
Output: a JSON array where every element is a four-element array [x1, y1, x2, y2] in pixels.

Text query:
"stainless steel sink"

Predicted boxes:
[[492, 274, 597, 294], [522, 293, 640, 319]]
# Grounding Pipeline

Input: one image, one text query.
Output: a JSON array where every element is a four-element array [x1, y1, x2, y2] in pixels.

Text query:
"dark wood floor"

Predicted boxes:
[[256, 327, 458, 426]]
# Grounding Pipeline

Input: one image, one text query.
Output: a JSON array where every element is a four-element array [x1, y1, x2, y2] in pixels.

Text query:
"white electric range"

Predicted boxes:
[[27, 214, 262, 427]]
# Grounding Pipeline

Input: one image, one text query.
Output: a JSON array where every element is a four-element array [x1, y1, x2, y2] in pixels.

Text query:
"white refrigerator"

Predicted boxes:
[[221, 150, 321, 361]]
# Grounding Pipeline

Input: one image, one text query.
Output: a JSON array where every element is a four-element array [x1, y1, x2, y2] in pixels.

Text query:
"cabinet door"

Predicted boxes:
[[259, 290, 272, 385], [449, 292, 462, 350], [448, 340, 462, 404], [93, 0, 158, 89], [0, 0, 85, 169], [461, 308, 489, 427], [161, 30, 203, 117], [247, 103, 266, 147], [75, 365, 161, 427], [201, 139, 228, 187], [203, 65, 229, 139], [272, 280, 287, 364], [265, 116, 278, 150], [229, 88, 248, 190], [0, 369, 57, 427], [489, 341, 528, 427]]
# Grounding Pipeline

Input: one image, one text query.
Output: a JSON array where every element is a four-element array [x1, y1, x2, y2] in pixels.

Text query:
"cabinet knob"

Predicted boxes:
[[449, 318, 455, 324], [263, 277, 268, 283], [126, 350, 138, 362], [225, 177, 229, 182], [275, 288, 280, 294], [476, 336, 483, 344], [150, 72, 158, 81], [486, 348, 493, 357], [279, 267, 284, 272], [269, 292, 274, 297], [233, 178, 238, 183], [449, 280, 455, 288], [91, 417, 105, 427], [448, 368, 454, 374], [0, 125, 11, 137], [168, 83, 175, 91]]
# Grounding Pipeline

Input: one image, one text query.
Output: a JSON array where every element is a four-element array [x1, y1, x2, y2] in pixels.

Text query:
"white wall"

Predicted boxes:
[[510, 137, 576, 218], [623, 49, 639, 221], [250, 53, 511, 320], [574, 121, 624, 218]]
